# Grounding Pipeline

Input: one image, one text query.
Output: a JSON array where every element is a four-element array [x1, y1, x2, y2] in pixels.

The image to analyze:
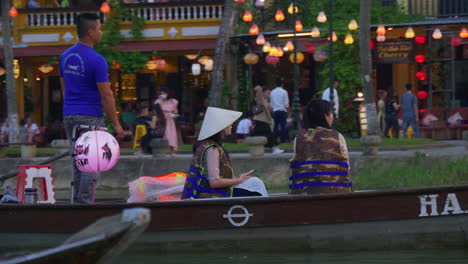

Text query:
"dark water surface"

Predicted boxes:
[[116, 249, 468, 264]]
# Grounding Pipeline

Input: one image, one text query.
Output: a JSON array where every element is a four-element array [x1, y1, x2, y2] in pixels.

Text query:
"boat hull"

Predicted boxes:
[[2, 185, 468, 251]]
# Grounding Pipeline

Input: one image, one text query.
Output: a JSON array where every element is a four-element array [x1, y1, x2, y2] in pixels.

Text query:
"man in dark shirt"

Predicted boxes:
[[400, 84, 420, 138]]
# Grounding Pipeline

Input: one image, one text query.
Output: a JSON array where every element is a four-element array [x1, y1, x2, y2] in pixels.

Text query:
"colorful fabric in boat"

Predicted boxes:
[[289, 128, 352, 194], [182, 139, 234, 199]]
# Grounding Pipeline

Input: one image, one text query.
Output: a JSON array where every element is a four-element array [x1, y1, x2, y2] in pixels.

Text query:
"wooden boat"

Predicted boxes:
[[0, 208, 150, 263], [1, 184, 468, 252]]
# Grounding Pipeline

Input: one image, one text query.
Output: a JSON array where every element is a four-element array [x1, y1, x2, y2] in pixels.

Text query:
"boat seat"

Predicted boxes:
[[16, 165, 56, 204]]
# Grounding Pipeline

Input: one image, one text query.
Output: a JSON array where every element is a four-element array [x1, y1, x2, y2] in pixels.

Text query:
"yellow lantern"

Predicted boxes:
[[249, 24, 259, 35], [317, 11, 327, 23], [243, 53, 259, 65], [243, 10, 253, 22], [311, 26, 320, 38], [269, 46, 277, 57], [348, 19, 358, 30], [146, 60, 158, 70], [38, 64, 54, 74], [289, 52, 304, 64], [405, 26, 415, 38], [285, 40, 294, 51], [275, 10, 285, 22], [295, 20, 303, 32], [344, 33, 354, 44], [460, 27, 468, 38], [288, 3, 299, 14], [376, 25, 386, 35], [262, 41, 272, 53]]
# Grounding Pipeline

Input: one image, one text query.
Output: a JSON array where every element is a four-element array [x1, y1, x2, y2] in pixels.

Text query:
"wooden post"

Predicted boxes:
[[209, 0, 237, 107]]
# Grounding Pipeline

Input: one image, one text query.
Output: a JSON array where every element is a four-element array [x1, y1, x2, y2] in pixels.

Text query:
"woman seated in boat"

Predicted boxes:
[[181, 107, 254, 199], [289, 99, 353, 195]]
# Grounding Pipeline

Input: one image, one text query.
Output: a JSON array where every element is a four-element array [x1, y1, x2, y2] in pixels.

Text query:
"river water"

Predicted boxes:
[[116, 249, 468, 264]]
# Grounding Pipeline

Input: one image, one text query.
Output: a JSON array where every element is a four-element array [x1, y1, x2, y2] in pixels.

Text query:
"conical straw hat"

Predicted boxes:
[[198, 107, 242, 141]]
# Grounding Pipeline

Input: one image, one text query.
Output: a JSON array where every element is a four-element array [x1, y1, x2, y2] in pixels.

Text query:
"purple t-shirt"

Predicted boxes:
[[60, 43, 109, 117]]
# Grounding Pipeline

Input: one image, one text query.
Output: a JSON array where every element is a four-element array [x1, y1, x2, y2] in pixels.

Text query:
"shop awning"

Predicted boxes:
[[0, 39, 217, 58]]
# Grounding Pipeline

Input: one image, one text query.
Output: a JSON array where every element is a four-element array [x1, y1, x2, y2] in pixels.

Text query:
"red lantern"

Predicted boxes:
[[450, 37, 461, 47], [416, 71, 426, 80], [417, 90, 428, 99], [415, 36, 426, 44], [9, 7, 18, 17], [235, 0, 245, 4], [100, 2, 111, 13], [370, 39, 375, 50], [242, 10, 253, 22], [415, 54, 426, 63], [419, 108, 427, 115], [265, 55, 280, 65], [249, 24, 259, 35], [275, 10, 285, 22]]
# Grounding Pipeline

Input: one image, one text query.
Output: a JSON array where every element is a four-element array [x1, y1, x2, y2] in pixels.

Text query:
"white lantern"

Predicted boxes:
[[204, 59, 214, 71], [192, 63, 201, 75]]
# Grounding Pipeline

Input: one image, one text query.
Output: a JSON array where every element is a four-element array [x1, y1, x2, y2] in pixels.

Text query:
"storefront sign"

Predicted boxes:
[[375, 40, 413, 63]]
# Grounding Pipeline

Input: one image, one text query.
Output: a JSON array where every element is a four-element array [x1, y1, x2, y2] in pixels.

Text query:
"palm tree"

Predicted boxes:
[[1, 0, 19, 143]]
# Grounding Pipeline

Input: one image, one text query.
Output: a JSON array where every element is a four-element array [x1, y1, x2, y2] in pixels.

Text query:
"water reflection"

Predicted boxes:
[[117, 249, 468, 264]]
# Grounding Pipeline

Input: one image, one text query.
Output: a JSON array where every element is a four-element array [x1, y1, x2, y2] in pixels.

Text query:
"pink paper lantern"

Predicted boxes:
[[265, 55, 280, 65], [74, 130, 120, 173]]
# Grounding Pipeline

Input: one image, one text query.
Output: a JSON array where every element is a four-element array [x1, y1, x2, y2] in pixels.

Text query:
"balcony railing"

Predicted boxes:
[[24, 5, 223, 27], [406, 0, 468, 18]]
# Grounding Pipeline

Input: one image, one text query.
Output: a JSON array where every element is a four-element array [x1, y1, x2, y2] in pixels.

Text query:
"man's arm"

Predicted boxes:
[[97, 82, 124, 139]]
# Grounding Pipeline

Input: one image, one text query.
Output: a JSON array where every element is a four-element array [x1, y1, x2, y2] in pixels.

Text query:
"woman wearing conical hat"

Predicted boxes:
[[181, 107, 254, 199]]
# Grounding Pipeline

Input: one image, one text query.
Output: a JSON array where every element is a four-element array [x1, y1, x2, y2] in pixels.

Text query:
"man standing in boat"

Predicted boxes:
[[60, 13, 124, 204]]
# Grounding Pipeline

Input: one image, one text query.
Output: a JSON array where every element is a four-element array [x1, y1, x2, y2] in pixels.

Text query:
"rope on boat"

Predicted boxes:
[[0, 151, 69, 183]]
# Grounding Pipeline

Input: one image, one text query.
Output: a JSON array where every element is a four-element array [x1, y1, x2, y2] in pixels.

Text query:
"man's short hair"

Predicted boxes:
[[405, 84, 412, 91], [76, 13, 100, 39], [275, 78, 283, 87]]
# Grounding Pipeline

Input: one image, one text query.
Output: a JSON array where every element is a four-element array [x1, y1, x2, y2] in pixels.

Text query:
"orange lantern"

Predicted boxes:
[[275, 10, 285, 22], [289, 52, 304, 64], [249, 24, 259, 35], [285, 41, 294, 51], [376, 25, 386, 35], [9, 7, 18, 17], [327, 32, 337, 42], [243, 10, 253, 22], [100, 2, 111, 13], [460, 27, 468, 38], [295, 20, 303, 32], [235, 0, 245, 4]]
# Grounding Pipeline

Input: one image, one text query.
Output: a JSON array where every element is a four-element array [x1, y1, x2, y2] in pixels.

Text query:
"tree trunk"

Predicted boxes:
[[359, 0, 379, 136], [209, 0, 237, 107], [1, 1, 20, 143]]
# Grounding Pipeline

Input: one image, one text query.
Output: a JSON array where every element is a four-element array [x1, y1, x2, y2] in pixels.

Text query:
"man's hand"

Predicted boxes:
[[114, 123, 124, 139]]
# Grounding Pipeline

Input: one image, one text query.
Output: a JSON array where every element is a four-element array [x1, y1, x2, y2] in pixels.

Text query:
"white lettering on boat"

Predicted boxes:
[[419, 193, 467, 217], [419, 194, 439, 217], [223, 205, 253, 227]]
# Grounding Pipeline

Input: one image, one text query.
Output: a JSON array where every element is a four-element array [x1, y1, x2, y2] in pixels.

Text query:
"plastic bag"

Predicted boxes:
[[127, 172, 187, 203]]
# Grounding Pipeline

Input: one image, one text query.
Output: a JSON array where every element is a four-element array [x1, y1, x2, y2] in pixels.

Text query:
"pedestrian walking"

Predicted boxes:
[[270, 78, 289, 144], [322, 79, 340, 118], [60, 13, 124, 204]]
